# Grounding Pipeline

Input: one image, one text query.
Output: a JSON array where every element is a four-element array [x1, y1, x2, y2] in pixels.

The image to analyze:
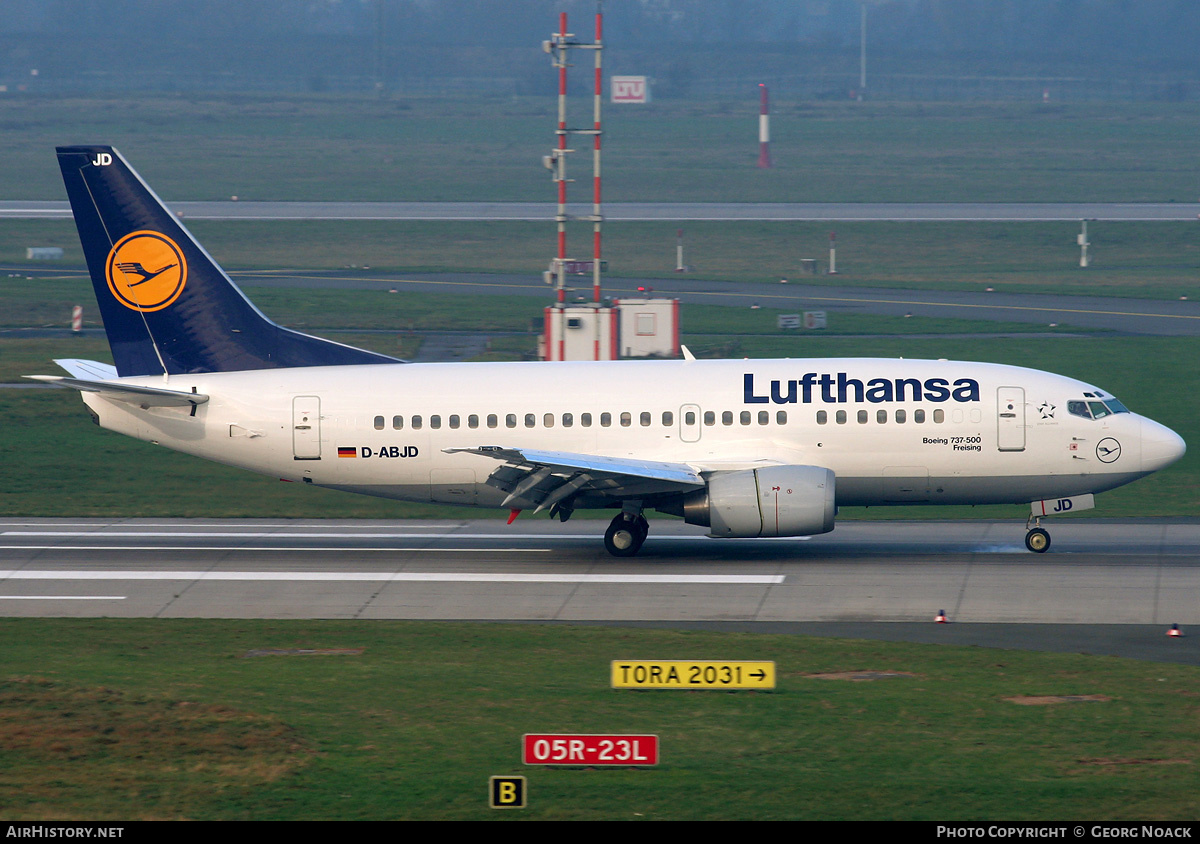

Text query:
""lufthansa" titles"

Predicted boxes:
[[744, 373, 981, 405]]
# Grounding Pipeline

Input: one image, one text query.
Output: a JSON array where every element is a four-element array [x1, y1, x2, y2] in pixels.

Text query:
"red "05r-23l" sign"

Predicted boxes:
[[523, 734, 659, 766]]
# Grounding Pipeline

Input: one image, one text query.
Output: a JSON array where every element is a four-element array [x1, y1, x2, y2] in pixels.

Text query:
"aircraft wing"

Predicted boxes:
[[25, 375, 209, 408], [443, 446, 704, 511]]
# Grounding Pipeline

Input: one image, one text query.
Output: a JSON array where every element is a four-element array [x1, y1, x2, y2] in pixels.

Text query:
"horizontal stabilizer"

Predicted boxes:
[[26, 375, 209, 408], [53, 359, 119, 380]]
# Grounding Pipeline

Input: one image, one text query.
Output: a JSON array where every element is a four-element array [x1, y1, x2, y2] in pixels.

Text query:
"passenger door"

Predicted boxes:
[[292, 396, 322, 460], [997, 386, 1026, 452]]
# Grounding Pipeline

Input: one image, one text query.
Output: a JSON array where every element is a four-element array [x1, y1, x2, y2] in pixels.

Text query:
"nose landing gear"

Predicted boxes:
[[1025, 515, 1051, 553]]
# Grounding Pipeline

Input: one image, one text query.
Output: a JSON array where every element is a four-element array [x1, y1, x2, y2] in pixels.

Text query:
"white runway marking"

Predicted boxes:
[[0, 545, 552, 553], [1, 531, 810, 542], [0, 523, 457, 529], [0, 570, 784, 585], [0, 595, 126, 600]]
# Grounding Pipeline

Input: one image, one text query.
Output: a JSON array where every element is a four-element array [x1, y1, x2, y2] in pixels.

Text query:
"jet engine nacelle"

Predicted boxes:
[[673, 465, 836, 538]]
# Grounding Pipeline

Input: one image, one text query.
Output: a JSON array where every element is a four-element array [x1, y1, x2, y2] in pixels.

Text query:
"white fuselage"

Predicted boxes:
[[82, 357, 1181, 511]]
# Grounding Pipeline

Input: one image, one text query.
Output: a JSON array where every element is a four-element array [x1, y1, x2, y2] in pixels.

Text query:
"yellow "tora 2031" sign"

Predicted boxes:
[[611, 661, 775, 690]]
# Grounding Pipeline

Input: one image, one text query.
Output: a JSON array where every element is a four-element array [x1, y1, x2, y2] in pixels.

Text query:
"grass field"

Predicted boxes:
[[3, 619, 1198, 821], [8, 96, 1200, 203]]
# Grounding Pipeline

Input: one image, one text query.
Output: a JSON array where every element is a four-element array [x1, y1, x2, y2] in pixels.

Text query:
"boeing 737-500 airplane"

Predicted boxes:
[[33, 146, 1186, 556]]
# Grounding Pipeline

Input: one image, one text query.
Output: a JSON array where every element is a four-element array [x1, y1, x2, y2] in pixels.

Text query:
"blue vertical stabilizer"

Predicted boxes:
[[56, 145, 401, 376]]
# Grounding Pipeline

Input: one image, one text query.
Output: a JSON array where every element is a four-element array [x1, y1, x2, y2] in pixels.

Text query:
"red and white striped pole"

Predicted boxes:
[[592, 7, 603, 307], [555, 12, 568, 362], [757, 83, 771, 168], [71, 304, 82, 333], [557, 11, 569, 307]]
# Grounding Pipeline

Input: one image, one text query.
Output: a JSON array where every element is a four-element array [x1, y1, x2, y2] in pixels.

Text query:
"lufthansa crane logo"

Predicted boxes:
[[105, 231, 187, 312], [1096, 437, 1122, 463]]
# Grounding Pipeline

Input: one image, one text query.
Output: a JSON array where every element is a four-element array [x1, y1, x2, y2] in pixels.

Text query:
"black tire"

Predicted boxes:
[[604, 514, 648, 557], [1025, 528, 1051, 553]]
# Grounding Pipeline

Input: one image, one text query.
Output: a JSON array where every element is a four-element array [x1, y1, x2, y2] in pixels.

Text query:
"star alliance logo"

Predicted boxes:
[[1037, 402, 1055, 419]]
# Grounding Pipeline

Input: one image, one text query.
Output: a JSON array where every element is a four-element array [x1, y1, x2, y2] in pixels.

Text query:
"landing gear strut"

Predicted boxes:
[[1024, 515, 1051, 553], [604, 511, 649, 557]]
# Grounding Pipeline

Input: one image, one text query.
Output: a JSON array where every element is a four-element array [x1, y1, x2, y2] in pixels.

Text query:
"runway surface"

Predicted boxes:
[[5, 200, 1200, 221], [4, 518, 1199, 665]]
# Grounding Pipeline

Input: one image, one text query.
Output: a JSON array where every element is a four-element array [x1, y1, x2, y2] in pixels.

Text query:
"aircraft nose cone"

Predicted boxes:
[[1141, 418, 1186, 472]]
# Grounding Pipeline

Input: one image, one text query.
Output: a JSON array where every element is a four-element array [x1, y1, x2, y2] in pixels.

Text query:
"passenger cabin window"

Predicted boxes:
[[468, 414, 479, 429], [544, 413, 554, 428], [663, 411, 674, 426], [601, 412, 612, 427], [562, 413, 573, 428], [392, 415, 403, 430], [374, 415, 384, 430], [430, 415, 441, 429], [620, 412, 632, 427], [776, 411, 787, 425], [449, 415, 460, 429], [525, 413, 536, 428], [581, 413, 593, 427], [411, 415, 423, 430], [816, 410, 828, 425], [640, 412, 651, 427], [487, 414, 498, 429], [721, 411, 733, 426], [704, 411, 716, 426], [506, 414, 517, 428]]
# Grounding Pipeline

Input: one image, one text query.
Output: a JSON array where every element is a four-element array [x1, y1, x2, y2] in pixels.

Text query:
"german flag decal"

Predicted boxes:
[[337, 447, 357, 458]]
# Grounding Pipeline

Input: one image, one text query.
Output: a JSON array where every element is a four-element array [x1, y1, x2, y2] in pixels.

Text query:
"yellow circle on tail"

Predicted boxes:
[[105, 231, 187, 312]]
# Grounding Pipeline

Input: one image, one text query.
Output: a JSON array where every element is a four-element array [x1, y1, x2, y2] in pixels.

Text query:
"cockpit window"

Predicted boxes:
[[1068, 398, 1130, 420]]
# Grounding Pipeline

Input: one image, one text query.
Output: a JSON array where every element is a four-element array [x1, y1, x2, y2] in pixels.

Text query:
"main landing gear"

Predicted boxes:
[[1024, 515, 1051, 553], [604, 510, 649, 557]]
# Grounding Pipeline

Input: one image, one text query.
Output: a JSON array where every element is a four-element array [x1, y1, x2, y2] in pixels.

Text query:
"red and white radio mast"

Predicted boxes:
[[542, 5, 610, 361]]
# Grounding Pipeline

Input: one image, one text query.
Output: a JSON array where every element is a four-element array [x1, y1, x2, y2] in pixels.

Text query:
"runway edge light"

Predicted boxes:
[[935, 609, 948, 623], [1168, 624, 1183, 638]]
